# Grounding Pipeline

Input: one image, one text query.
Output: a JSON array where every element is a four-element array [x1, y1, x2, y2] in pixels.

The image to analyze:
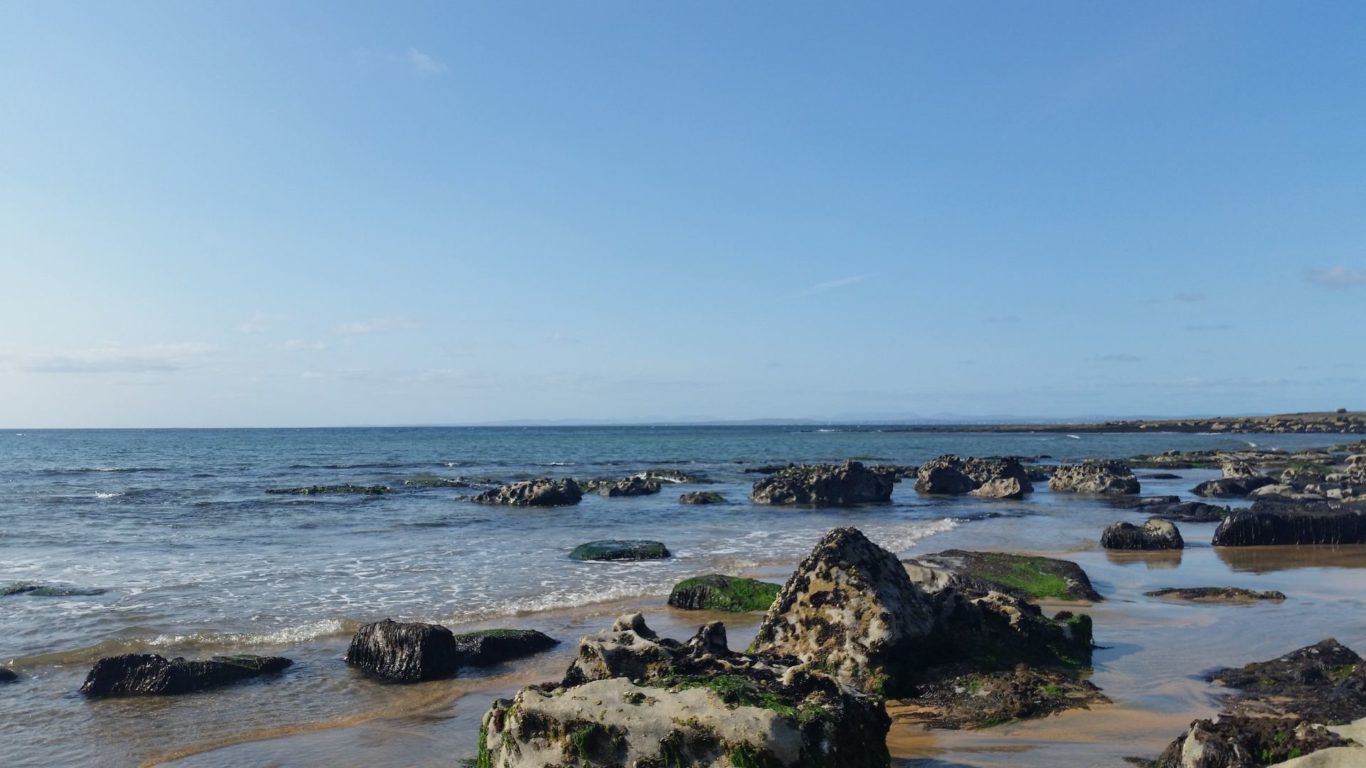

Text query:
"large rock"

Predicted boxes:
[[668, 575, 782, 612], [750, 527, 938, 696], [1146, 501, 1232, 523], [80, 653, 291, 697], [1156, 716, 1349, 768], [1144, 587, 1286, 604], [1222, 459, 1262, 479], [750, 461, 896, 506], [482, 613, 891, 768], [1101, 518, 1184, 550], [903, 550, 1102, 602], [680, 491, 727, 505], [1193, 476, 1275, 498], [453, 629, 558, 667], [913, 455, 1033, 499], [595, 476, 662, 497], [1212, 501, 1366, 546], [472, 478, 583, 507], [345, 619, 461, 682], [569, 540, 670, 561], [0, 667, 17, 683], [1049, 460, 1140, 495]]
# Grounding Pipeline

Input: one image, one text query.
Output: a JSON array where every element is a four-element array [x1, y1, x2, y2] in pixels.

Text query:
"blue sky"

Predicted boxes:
[[1, 2, 1363, 427]]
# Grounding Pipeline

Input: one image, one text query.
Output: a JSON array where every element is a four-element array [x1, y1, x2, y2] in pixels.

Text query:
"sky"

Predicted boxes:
[[1, 2, 1364, 427]]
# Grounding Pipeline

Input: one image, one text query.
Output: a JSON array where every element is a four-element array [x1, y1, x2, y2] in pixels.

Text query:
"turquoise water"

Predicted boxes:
[[0, 426, 1352, 766]]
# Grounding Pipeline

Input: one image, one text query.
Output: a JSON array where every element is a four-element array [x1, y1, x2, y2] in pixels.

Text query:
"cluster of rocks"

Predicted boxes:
[[345, 619, 558, 682], [750, 461, 896, 506], [474, 527, 1102, 767], [913, 455, 1034, 499]]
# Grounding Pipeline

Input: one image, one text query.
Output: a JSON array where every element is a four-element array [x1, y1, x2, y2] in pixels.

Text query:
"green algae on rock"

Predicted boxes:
[[668, 575, 782, 612], [569, 540, 671, 561]]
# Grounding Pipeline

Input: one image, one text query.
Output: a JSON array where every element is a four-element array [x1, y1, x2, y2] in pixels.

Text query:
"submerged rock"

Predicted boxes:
[[1193, 476, 1275, 498], [1143, 472, 1184, 480], [472, 478, 582, 507], [903, 550, 1102, 602], [1049, 461, 1140, 495], [1145, 501, 1232, 523], [80, 653, 291, 697], [894, 666, 1106, 730], [667, 575, 782, 612], [914, 455, 1034, 499], [1212, 500, 1366, 546], [0, 667, 17, 684], [1144, 587, 1286, 604], [633, 469, 707, 484], [453, 629, 558, 667], [679, 491, 727, 505], [1101, 518, 1184, 550], [1, 581, 107, 597], [569, 540, 670, 561], [590, 476, 662, 497], [265, 484, 389, 495], [750, 461, 896, 506], [345, 619, 460, 682]]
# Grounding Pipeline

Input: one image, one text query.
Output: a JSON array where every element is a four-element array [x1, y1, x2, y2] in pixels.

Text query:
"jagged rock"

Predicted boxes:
[[667, 575, 782, 612], [1156, 716, 1348, 768], [0, 667, 17, 683], [902, 550, 1102, 602], [80, 653, 291, 697], [453, 629, 558, 667], [1222, 460, 1262, 479], [569, 540, 671, 561], [594, 476, 662, 497], [750, 527, 938, 696], [750, 461, 896, 506], [401, 475, 471, 489], [1049, 461, 1140, 495], [1145, 587, 1286, 603], [913, 455, 1033, 499], [484, 613, 892, 768], [1145, 501, 1232, 523], [472, 478, 582, 506], [680, 491, 727, 505], [1193, 476, 1275, 498], [265, 484, 389, 495], [345, 619, 460, 682], [1212, 501, 1366, 546], [894, 666, 1106, 730], [1101, 518, 1184, 550], [929, 590, 1095, 671]]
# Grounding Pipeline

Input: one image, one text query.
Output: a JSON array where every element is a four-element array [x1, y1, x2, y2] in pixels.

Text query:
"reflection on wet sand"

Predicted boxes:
[[1215, 544, 1366, 573], [1104, 548, 1184, 569]]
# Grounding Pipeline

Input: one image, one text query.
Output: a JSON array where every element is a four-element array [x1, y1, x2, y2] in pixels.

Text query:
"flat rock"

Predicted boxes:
[[667, 574, 782, 612], [265, 484, 389, 495], [903, 550, 1102, 602], [569, 540, 670, 561], [594, 476, 662, 497], [80, 653, 292, 697], [472, 478, 582, 507], [1212, 501, 1366, 546], [1101, 518, 1184, 550], [679, 491, 726, 505], [750, 461, 896, 506], [891, 666, 1107, 730], [452, 629, 558, 667], [1145, 501, 1232, 523], [345, 619, 461, 682], [1194, 476, 1276, 498], [1143, 472, 1184, 480], [1144, 587, 1287, 604], [1049, 460, 1140, 495]]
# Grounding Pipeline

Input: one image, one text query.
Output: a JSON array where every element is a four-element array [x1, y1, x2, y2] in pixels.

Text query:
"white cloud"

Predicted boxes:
[[407, 48, 444, 76], [1305, 266, 1366, 289], [9, 343, 213, 374]]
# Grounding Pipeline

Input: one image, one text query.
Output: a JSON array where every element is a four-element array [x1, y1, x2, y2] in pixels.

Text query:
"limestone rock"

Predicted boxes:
[[913, 455, 1033, 499], [1101, 518, 1184, 550], [472, 478, 583, 506], [750, 461, 896, 506], [1193, 476, 1275, 498], [1049, 461, 1140, 495]]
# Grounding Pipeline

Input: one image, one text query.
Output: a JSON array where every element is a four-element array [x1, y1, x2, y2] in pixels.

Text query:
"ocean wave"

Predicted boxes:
[[94, 492, 123, 500]]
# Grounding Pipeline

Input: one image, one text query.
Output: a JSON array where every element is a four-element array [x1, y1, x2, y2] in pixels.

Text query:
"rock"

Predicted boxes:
[[1107, 495, 1182, 509], [1144, 587, 1287, 603], [1193, 476, 1275, 498], [891, 666, 1106, 730], [1156, 716, 1349, 768], [679, 491, 727, 505], [472, 478, 582, 507], [482, 612, 892, 768], [1145, 501, 1232, 523], [929, 590, 1095, 671], [1, 581, 106, 597], [344, 619, 460, 682], [265, 484, 389, 495], [1212, 501, 1366, 546], [1101, 518, 1184, 550], [1222, 459, 1262, 479], [634, 469, 707, 484], [452, 629, 558, 667], [902, 550, 1102, 602], [913, 455, 1033, 499], [1143, 472, 1184, 480], [597, 476, 661, 497], [743, 463, 795, 475], [569, 540, 670, 561], [0, 667, 16, 683], [80, 653, 291, 697], [667, 575, 782, 612], [401, 475, 471, 489], [1049, 460, 1140, 495], [750, 527, 938, 696], [750, 461, 896, 506]]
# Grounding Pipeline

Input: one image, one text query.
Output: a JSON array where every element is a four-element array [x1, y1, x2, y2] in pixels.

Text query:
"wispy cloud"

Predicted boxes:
[[1304, 266, 1366, 289], [407, 48, 444, 76], [1096, 353, 1143, 363], [334, 317, 420, 337], [1174, 292, 1205, 303], [9, 343, 213, 374], [807, 274, 872, 295]]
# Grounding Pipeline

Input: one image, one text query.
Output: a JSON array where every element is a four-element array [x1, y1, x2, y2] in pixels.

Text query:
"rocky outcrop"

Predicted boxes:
[[903, 550, 1102, 602], [1049, 461, 1140, 495], [1145, 501, 1232, 523], [750, 527, 938, 696], [482, 613, 891, 768], [345, 619, 460, 682], [1154, 639, 1366, 767], [569, 540, 671, 561], [634, 469, 707, 484], [472, 478, 583, 506], [680, 491, 727, 505], [750, 461, 896, 506], [913, 455, 1034, 499], [1145, 587, 1286, 603], [593, 476, 662, 497], [80, 653, 291, 697], [1221, 459, 1262, 479], [453, 629, 558, 667], [1193, 476, 1275, 498], [265, 484, 389, 495], [667, 575, 782, 612], [892, 666, 1106, 730], [1212, 500, 1366, 546], [1101, 518, 1184, 550]]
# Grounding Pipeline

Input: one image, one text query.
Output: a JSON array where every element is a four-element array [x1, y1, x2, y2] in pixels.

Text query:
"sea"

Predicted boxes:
[[2, 426, 1362, 767]]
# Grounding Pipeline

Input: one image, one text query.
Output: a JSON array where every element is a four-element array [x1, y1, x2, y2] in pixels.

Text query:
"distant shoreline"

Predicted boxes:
[[905, 410, 1365, 435]]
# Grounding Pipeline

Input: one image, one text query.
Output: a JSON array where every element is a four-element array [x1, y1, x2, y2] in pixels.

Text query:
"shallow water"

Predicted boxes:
[[0, 426, 1358, 767]]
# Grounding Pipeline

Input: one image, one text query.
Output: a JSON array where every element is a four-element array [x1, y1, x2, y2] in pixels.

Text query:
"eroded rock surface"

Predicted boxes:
[[1212, 501, 1366, 546], [453, 629, 558, 667], [1101, 518, 1185, 550], [914, 455, 1034, 499], [750, 461, 896, 506], [668, 575, 782, 612], [345, 619, 460, 682], [1049, 461, 1141, 495], [80, 653, 291, 697], [472, 478, 583, 507], [903, 550, 1102, 602]]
